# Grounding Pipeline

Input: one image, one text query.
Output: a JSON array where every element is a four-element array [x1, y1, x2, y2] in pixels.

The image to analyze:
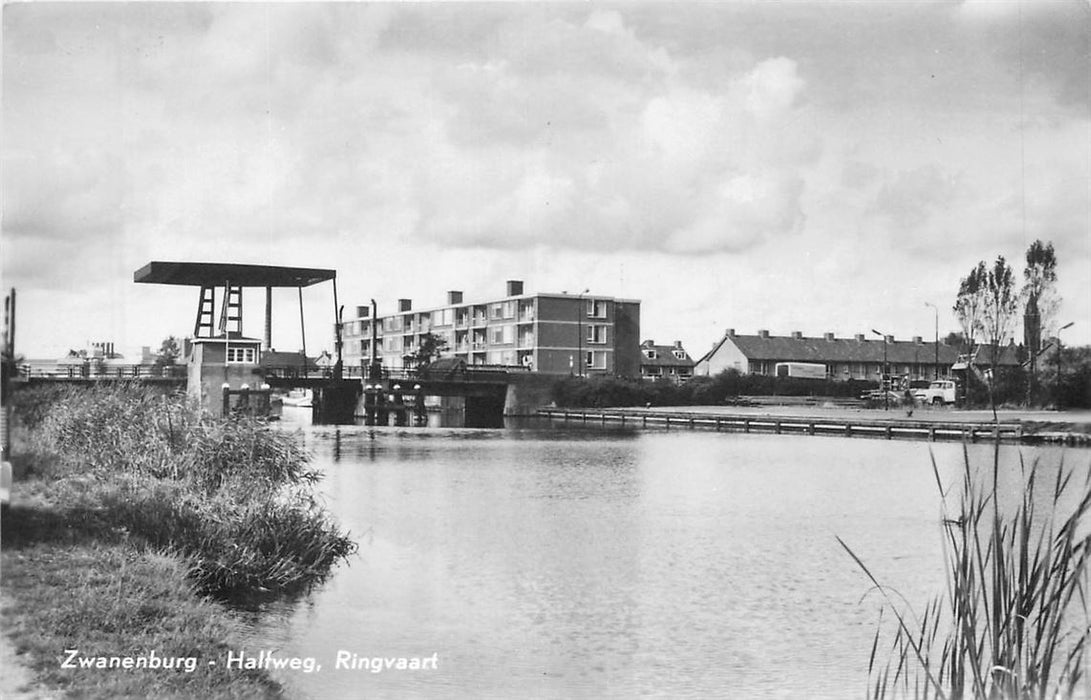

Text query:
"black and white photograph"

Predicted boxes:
[[2, 2, 1090, 698]]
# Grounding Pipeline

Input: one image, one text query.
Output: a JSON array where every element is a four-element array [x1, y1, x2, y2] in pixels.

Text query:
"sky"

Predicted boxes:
[[2, 1, 1089, 360]]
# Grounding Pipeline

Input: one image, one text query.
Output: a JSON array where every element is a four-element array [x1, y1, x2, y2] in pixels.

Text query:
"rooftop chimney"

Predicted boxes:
[[643, 339, 654, 347], [506, 280, 524, 296], [824, 332, 835, 341], [855, 334, 866, 342], [759, 329, 770, 338], [913, 336, 922, 344], [398, 298, 412, 312], [885, 335, 894, 343], [726, 328, 736, 337], [791, 331, 803, 339], [673, 340, 683, 349], [356, 305, 370, 318], [447, 291, 463, 305]]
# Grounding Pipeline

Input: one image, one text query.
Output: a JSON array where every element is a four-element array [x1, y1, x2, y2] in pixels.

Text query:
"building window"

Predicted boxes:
[[586, 351, 607, 369], [587, 299, 607, 318], [672, 350, 686, 360], [489, 325, 514, 345], [644, 349, 657, 360], [587, 325, 608, 344], [226, 346, 256, 364]]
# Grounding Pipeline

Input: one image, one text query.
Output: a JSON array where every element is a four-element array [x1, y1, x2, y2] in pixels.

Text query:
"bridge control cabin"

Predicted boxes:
[[187, 333, 265, 416]]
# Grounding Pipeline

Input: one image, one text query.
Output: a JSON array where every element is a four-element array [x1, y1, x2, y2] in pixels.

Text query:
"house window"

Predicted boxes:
[[672, 350, 686, 360], [491, 303, 504, 320], [587, 299, 607, 318], [226, 346, 256, 364], [644, 349, 657, 360], [586, 351, 607, 369], [587, 325, 608, 344]]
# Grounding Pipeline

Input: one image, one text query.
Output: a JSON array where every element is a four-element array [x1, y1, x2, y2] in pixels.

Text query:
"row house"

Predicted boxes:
[[341, 281, 642, 378], [694, 329, 1019, 381]]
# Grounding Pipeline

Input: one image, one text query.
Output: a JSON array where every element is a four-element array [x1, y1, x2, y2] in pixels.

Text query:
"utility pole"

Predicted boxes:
[[872, 329, 889, 411], [576, 289, 589, 378], [925, 302, 939, 379], [1056, 321, 1074, 407]]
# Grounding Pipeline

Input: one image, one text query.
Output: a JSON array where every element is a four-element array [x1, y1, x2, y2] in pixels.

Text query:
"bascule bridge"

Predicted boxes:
[[134, 261, 358, 422]]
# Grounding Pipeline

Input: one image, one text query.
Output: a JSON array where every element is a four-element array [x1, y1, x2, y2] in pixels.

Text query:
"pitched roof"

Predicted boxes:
[[260, 351, 318, 369], [640, 342, 695, 368], [705, 333, 1020, 366]]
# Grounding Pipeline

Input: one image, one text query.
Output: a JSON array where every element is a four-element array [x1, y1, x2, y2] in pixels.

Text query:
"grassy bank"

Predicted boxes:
[[3, 542, 284, 699], [840, 448, 1091, 699], [1, 383, 357, 698]]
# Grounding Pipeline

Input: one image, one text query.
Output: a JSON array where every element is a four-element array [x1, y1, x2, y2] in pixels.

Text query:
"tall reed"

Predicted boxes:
[[840, 447, 1091, 699]]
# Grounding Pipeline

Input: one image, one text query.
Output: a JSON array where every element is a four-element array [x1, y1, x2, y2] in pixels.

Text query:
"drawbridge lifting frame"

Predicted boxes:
[[133, 261, 343, 374]]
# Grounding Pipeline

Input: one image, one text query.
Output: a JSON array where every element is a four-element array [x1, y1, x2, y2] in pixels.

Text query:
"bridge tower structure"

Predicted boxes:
[[134, 261, 353, 420]]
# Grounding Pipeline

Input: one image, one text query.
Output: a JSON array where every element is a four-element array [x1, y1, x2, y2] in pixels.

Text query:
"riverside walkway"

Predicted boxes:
[[538, 404, 1091, 446]]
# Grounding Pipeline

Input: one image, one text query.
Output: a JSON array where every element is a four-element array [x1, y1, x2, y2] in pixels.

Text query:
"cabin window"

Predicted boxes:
[[226, 347, 256, 364]]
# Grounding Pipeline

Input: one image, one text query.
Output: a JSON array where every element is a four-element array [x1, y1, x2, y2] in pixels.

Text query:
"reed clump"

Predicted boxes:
[[840, 448, 1091, 700], [14, 383, 355, 597]]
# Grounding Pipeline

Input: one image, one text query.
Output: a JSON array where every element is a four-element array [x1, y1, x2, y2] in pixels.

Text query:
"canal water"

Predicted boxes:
[[249, 410, 1076, 699]]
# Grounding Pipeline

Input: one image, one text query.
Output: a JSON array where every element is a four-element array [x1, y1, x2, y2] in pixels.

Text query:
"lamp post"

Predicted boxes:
[[576, 288, 589, 378], [872, 329, 889, 411], [1056, 321, 1074, 406], [924, 302, 939, 379]]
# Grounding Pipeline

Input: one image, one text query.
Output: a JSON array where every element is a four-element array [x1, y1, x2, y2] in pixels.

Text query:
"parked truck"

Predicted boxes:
[[913, 379, 958, 405]]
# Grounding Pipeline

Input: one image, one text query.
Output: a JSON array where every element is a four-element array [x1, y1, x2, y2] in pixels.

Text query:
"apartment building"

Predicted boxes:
[[342, 281, 642, 377]]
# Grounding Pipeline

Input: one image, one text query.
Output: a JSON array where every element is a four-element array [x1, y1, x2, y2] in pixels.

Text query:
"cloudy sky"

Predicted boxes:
[[3, 1, 1089, 359]]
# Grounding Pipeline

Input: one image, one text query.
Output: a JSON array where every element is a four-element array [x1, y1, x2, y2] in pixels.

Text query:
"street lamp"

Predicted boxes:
[[1057, 321, 1074, 405], [576, 288, 589, 378], [924, 302, 939, 379], [872, 329, 889, 411]]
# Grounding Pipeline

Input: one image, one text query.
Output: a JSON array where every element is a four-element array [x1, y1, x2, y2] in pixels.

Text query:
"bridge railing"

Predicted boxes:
[[20, 361, 532, 383], [19, 364, 188, 380]]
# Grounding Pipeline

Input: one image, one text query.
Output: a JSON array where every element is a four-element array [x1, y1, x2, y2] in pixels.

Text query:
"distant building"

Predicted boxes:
[[640, 340, 695, 382], [341, 281, 642, 378], [694, 328, 1020, 381]]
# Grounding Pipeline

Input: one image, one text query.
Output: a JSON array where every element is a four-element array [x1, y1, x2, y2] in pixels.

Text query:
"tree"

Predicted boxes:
[[953, 261, 988, 365], [404, 332, 449, 371], [982, 256, 1018, 356], [1022, 240, 1059, 404], [155, 336, 181, 366], [980, 255, 1018, 419]]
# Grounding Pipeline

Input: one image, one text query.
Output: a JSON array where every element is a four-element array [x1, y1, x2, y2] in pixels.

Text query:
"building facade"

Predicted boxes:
[[342, 281, 642, 378], [639, 340, 695, 382], [694, 328, 1019, 381]]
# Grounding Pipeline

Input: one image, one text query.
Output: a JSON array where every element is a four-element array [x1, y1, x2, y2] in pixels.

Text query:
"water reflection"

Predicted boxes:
[[255, 415, 1078, 699]]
